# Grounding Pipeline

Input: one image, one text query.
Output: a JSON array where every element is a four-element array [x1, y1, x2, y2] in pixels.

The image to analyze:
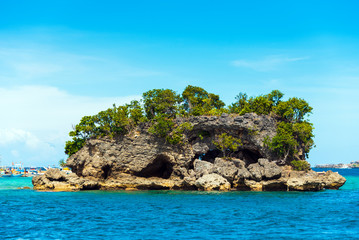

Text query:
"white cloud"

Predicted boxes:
[[0, 129, 40, 148], [231, 55, 309, 71], [0, 85, 140, 132], [0, 85, 141, 165]]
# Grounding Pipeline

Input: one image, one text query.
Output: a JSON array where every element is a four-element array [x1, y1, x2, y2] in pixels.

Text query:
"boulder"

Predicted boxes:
[[286, 171, 324, 191], [247, 163, 264, 181], [195, 173, 231, 191], [321, 170, 346, 189], [193, 159, 213, 177], [45, 168, 67, 181], [258, 158, 282, 180], [192, 142, 209, 155], [212, 158, 238, 182]]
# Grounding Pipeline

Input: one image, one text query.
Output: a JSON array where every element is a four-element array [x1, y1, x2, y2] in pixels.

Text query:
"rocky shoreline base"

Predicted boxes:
[[33, 158, 346, 192]]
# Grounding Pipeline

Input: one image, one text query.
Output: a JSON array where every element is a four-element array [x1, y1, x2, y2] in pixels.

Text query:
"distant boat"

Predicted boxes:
[[11, 174, 23, 177], [1, 173, 23, 177], [1, 174, 12, 177]]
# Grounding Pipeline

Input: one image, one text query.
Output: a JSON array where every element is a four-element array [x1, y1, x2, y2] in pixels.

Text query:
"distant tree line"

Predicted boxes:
[[65, 85, 314, 167]]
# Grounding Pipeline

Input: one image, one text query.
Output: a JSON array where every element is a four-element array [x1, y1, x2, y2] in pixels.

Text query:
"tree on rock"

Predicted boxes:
[[213, 133, 242, 158], [143, 89, 182, 119], [182, 85, 225, 116]]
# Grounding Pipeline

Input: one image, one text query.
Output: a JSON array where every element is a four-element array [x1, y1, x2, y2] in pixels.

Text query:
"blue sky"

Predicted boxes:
[[1, 0, 359, 166]]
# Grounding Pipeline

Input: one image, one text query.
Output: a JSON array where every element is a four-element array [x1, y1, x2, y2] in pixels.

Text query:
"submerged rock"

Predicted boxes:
[[32, 114, 346, 192]]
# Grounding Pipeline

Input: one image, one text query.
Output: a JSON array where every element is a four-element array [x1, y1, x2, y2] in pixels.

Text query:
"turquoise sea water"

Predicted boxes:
[[1, 169, 359, 239]]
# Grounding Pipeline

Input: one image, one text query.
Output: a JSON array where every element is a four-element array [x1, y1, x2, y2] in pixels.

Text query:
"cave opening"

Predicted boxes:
[[241, 149, 262, 165], [137, 155, 173, 179], [199, 149, 222, 163], [102, 165, 112, 179], [192, 149, 222, 163], [194, 148, 263, 165]]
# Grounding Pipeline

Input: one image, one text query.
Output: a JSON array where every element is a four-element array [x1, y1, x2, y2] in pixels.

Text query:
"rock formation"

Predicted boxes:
[[33, 113, 346, 191]]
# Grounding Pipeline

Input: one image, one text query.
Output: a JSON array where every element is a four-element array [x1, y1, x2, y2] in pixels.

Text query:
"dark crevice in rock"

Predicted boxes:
[[199, 149, 222, 163], [82, 184, 100, 190], [136, 154, 173, 179], [102, 165, 112, 180], [263, 183, 287, 191], [236, 149, 263, 166], [71, 161, 85, 177], [189, 130, 211, 143], [137, 185, 170, 190]]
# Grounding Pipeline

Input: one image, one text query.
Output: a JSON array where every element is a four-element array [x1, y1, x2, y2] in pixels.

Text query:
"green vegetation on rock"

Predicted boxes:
[[65, 85, 315, 167], [212, 133, 242, 158], [182, 85, 225, 116], [291, 160, 311, 171]]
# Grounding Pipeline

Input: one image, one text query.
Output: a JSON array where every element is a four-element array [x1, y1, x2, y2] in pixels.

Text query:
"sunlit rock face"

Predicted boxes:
[[32, 113, 346, 192]]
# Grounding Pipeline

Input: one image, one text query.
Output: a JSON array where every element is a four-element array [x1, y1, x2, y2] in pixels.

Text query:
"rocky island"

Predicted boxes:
[[33, 86, 346, 191]]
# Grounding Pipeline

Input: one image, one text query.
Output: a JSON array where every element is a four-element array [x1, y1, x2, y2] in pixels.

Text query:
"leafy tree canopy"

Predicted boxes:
[[213, 133, 242, 158], [143, 89, 181, 119], [182, 85, 225, 116], [65, 86, 314, 164]]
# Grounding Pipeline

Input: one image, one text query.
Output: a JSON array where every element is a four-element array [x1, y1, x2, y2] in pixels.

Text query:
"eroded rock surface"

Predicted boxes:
[[32, 114, 346, 191]]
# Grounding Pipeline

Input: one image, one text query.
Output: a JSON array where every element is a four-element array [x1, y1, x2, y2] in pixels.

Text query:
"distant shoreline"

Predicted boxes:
[[315, 161, 359, 169]]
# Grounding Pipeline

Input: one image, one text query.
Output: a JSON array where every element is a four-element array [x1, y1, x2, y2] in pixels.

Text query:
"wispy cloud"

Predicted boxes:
[[231, 55, 309, 71], [0, 47, 166, 84]]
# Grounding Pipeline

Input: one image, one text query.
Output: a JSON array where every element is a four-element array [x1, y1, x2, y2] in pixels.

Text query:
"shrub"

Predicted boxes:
[[166, 122, 193, 145], [291, 160, 311, 171], [213, 133, 242, 158]]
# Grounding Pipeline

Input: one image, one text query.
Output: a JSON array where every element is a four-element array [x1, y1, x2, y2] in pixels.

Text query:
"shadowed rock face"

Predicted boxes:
[[32, 114, 346, 191]]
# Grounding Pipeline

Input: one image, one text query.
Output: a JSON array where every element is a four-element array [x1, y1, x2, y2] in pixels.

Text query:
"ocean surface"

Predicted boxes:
[[0, 169, 358, 240]]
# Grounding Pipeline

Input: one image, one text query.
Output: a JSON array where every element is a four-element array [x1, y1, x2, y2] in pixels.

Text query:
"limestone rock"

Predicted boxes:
[[195, 173, 231, 191], [321, 170, 346, 189], [286, 171, 324, 191], [45, 168, 67, 181], [212, 158, 238, 182], [192, 142, 209, 155], [193, 159, 213, 177], [258, 158, 282, 180], [244, 179, 263, 191], [247, 163, 264, 181], [32, 114, 346, 192]]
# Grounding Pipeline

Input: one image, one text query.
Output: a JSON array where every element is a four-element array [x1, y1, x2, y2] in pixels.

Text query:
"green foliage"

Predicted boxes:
[[268, 122, 298, 161], [95, 105, 129, 138], [274, 97, 312, 123], [65, 137, 85, 156], [182, 85, 225, 116], [228, 89, 313, 161], [143, 89, 182, 119], [64, 86, 314, 163], [229, 90, 284, 115], [228, 93, 248, 114], [267, 90, 284, 106], [127, 100, 146, 125], [292, 122, 315, 157], [291, 160, 311, 171], [59, 159, 66, 167], [213, 133, 242, 158], [267, 121, 315, 161], [69, 115, 97, 139], [148, 114, 175, 138], [65, 104, 133, 156], [166, 122, 193, 145]]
